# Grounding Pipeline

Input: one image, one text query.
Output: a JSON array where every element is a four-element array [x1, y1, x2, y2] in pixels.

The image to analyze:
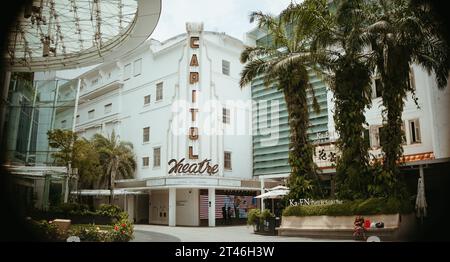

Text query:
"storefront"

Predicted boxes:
[[117, 176, 261, 227]]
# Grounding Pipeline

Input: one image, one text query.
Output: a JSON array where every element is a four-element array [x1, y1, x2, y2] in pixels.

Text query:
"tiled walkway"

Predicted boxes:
[[132, 224, 355, 242]]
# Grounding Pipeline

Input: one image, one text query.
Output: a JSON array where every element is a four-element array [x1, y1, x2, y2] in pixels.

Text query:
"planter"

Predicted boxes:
[[30, 211, 117, 225], [253, 217, 277, 236], [278, 213, 417, 240]]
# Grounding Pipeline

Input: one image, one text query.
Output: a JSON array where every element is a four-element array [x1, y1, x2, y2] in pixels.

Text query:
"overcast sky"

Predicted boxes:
[[151, 0, 296, 41]]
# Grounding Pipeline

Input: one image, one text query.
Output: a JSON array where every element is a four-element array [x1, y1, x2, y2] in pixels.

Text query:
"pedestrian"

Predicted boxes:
[[221, 205, 227, 225]]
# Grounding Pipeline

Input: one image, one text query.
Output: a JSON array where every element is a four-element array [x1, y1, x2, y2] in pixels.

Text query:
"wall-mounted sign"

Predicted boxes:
[[190, 37, 199, 48], [289, 199, 343, 206], [313, 142, 340, 168], [168, 158, 218, 175], [190, 54, 199, 66]]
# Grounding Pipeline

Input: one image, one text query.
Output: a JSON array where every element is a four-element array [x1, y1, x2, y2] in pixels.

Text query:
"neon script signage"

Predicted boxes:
[[168, 158, 218, 175]]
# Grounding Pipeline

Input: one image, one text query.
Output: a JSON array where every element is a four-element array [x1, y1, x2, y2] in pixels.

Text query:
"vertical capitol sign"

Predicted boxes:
[[187, 23, 202, 160]]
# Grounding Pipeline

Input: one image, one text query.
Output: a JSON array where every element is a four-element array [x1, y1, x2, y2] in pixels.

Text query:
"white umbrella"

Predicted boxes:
[[255, 189, 289, 214], [415, 176, 427, 222], [267, 185, 289, 191], [255, 189, 289, 199]]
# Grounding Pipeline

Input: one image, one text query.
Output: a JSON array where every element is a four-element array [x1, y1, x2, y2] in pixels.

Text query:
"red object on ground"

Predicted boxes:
[[364, 219, 371, 228]]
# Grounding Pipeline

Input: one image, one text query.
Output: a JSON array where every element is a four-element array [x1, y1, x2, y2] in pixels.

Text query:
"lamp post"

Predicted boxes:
[[64, 161, 71, 203]]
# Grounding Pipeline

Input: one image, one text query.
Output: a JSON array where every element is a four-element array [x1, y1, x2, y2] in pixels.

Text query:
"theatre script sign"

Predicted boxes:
[[168, 158, 218, 175]]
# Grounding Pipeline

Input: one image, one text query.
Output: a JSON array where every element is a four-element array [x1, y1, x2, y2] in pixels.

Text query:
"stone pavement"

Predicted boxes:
[[132, 224, 355, 242]]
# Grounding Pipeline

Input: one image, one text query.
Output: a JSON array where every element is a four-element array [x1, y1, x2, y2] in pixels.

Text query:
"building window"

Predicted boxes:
[[88, 109, 95, 120], [124, 63, 131, 80], [104, 103, 112, 114], [142, 157, 149, 167], [153, 147, 161, 168], [401, 122, 407, 145], [134, 59, 142, 76], [408, 68, 416, 91], [222, 60, 230, 76], [156, 82, 163, 101], [224, 151, 232, 170], [76, 115, 80, 124], [409, 119, 421, 144], [373, 76, 382, 98], [143, 127, 150, 143], [369, 125, 382, 149], [363, 129, 370, 149], [222, 107, 230, 124], [144, 95, 151, 105], [61, 120, 67, 129]]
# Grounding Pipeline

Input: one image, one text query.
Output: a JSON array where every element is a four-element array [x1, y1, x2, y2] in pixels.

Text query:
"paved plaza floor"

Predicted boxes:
[[132, 224, 355, 242]]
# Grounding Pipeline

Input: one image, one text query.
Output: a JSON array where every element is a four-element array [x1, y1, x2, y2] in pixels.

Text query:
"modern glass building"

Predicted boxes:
[[1, 72, 79, 212], [248, 33, 330, 178], [3, 73, 79, 166]]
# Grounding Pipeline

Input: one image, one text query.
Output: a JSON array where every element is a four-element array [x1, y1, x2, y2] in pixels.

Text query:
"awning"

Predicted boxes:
[[71, 189, 144, 196]]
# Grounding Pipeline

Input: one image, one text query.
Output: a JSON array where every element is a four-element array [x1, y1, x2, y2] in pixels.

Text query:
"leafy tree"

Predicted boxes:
[[47, 129, 78, 165], [308, 0, 375, 199], [47, 129, 102, 198], [366, 0, 449, 197], [92, 130, 136, 204], [240, 1, 327, 199]]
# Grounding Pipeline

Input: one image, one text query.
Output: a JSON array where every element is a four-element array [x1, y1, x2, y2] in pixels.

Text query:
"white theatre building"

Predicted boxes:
[[74, 23, 264, 226]]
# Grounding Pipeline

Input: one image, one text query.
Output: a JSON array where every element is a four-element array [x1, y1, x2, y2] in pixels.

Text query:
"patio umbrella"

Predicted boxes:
[[255, 189, 289, 199], [267, 185, 289, 191], [255, 189, 289, 214], [415, 176, 427, 222]]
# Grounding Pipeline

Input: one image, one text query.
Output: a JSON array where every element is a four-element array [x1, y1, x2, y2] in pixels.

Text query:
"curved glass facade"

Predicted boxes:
[[3, 73, 79, 166]]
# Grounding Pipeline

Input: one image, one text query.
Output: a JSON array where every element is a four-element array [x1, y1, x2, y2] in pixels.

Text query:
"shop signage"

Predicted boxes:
[[289, 199, 343, 206], [168, 158, 218, 175]]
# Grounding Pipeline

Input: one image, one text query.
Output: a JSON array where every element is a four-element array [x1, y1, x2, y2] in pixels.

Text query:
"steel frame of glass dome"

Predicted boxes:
[[4, 0, 161, 72]]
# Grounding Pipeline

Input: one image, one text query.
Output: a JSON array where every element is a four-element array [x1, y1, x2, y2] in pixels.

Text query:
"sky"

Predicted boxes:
[[151, 0, 296, 42]]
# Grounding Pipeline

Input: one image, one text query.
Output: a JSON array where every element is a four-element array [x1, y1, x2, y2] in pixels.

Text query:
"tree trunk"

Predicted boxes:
[[282, 68, 319, 198], [284, 79, 313, 177], [333, 59, 372, 199], [378, 46, 409, 197], [109, 169, 116, 205]]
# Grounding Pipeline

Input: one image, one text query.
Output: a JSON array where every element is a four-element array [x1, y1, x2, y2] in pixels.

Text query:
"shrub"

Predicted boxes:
[[260, 209, 275, 220], [97, 204, 122, 217], [27, 220, 64, 241], [69, 224, 109, 242], [50, 202, 89, 215], [247, 209, 261, 225], [283, 197, 414, 217], [110, 218, 134, 242]]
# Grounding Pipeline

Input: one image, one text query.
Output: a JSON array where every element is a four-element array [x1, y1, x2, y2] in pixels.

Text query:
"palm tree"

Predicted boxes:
[[366, 0, 449, 195], [92, 130, 136, 204], [240, 1, 325, 199], [308, 0, 375, 199]]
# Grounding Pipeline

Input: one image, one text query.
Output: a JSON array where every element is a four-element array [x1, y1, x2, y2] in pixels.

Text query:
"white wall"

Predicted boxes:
[[175, 188, 199, 226], [326, 65, 450, 160], [73, 27, 252, 182]]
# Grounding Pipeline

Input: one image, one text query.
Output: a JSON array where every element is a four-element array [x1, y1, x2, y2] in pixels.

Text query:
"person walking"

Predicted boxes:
[[221, 205, 227, 225]]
